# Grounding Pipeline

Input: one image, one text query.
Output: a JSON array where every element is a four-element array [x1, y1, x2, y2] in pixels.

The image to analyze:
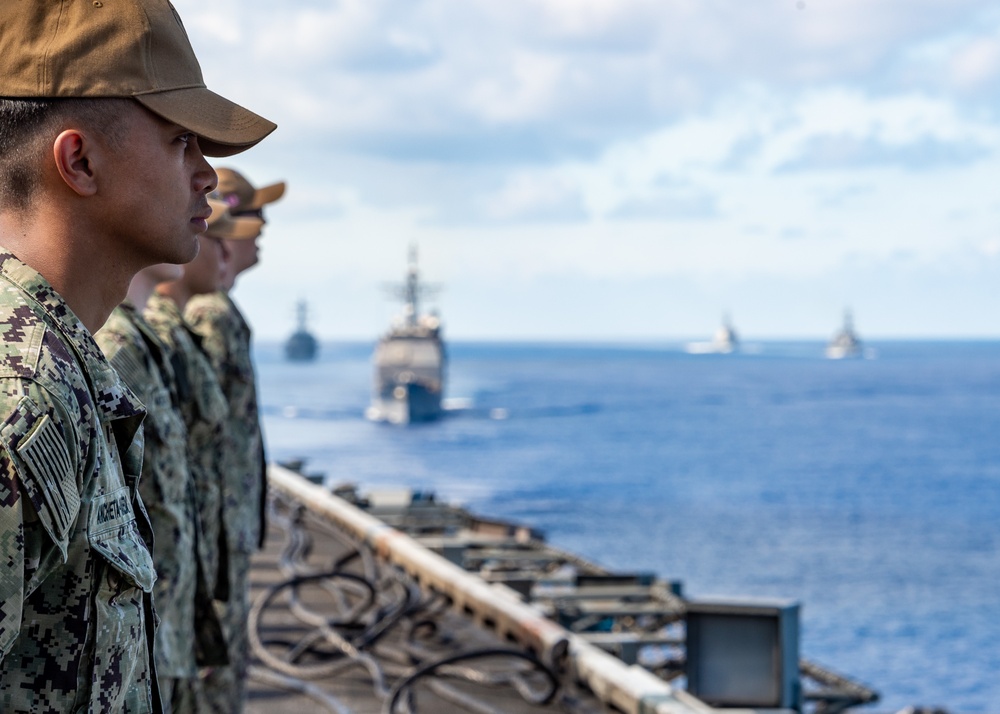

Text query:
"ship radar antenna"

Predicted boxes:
[[383, 243, 441, 327]]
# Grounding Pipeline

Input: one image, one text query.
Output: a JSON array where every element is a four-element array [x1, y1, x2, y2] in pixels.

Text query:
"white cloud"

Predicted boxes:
[[478, 173, 586, 222], [167, 0, 1000, 339], [174, 0, 997, 164], [489, 88, 998, 223], [981, 238, 1000, 257], [464, 52, 567, 124], [950, 36, 1000, 89]]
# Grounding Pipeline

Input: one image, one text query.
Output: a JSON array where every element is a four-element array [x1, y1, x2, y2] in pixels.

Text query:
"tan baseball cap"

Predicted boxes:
[[0, 0, 275, 157], [205, 199, 264, 240], [212, 168, 285, 216], [213, 168, 286, 215]]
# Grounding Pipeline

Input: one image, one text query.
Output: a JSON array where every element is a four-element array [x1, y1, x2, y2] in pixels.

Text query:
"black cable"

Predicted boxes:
[[249, 569, 380, 677], [382, 648, 559, 714]]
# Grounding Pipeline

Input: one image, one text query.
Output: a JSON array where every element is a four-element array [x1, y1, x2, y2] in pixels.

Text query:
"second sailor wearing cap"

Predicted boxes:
[[187, 168, 286, 713]]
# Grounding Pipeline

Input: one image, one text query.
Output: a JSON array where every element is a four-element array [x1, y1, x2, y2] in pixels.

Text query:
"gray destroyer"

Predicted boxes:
[[284, 300, 318, 362], [366, 247, 446, 424]]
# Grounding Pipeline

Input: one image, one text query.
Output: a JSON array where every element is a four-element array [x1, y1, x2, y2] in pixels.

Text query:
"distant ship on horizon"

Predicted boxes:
[[686, 313, 740, 355], [366, 246, 446, 425], [285, 300, 319, 362], [825, 309, 863, 359]]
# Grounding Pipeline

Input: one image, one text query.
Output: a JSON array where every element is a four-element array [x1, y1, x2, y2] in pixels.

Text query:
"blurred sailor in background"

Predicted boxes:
[[187, 168, 286, 713]]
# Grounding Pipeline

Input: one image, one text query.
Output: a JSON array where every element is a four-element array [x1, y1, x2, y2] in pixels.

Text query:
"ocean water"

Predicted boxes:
[[255, 340, 1000, 713]]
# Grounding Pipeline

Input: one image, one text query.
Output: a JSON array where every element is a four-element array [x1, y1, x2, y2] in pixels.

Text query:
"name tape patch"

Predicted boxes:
[[90, 487, 135, 535]]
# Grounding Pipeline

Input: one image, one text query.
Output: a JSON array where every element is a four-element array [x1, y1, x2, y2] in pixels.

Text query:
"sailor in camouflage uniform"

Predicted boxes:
[[0, 1, 274, 712], [186, 168, 285, 713], [0, 254, 157, 712], [145, 204, 263, 712], [144, 206, 253, 608], [97, 264, 226, 711]]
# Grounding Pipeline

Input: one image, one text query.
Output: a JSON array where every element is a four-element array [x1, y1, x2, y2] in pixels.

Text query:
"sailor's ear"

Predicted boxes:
[[52, 129, 98, 197]]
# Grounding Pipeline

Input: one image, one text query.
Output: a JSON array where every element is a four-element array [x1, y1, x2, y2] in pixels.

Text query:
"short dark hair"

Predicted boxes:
[[0, 98, 133, 212]]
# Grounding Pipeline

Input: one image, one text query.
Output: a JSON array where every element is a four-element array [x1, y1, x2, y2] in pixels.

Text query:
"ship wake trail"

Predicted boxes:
[[440, 402, 603, 421], [261, 405, 365, 421]]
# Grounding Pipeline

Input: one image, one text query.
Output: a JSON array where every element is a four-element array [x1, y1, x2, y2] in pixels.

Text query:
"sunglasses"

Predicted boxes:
[[232, 208, 265, 220]]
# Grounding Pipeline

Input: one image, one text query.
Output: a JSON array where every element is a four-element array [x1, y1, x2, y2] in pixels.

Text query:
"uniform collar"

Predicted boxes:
[[148, 292, 209, 350], [0, 250, 145, 426], [214, 291, 249, 333], [147, 291, 183, 323]]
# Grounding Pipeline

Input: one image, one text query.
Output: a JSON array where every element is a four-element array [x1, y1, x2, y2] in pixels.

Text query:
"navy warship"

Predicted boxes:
[[686, 313, 740, 354], [284, 300, 319, 362], [366, 247, 446, 424], [826, 309, 862, 359]]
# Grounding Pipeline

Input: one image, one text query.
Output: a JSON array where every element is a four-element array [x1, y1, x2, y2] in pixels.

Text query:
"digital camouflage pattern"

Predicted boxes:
[[185, 292, 265, 554], [143, 293, 229, 601], [186, 292, 266, 713], [0, 252, 159, 713], [96, 303, 201, 690]]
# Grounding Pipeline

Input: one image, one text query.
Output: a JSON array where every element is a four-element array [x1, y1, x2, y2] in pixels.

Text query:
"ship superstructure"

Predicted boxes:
[[367, 246, 446, 424], [826, 309, 862, 359], [710, 313, 739, 354]]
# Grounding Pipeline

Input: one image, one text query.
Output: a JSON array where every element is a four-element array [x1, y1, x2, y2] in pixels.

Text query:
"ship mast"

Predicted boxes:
[[387, 244, 439, 328], [404, 245, 420, 327], [295, 300, 310, 331]]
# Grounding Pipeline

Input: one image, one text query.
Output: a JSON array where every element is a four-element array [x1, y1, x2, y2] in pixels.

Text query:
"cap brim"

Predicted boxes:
[[251, 181, 286, 209], [205, 199, 263, 239], [135, 87, 276, 158]]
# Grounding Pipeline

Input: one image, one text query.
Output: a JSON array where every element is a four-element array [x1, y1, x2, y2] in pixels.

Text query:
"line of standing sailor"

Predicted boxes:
[[98, 175, 286, 713], [0, 1, 278, 712]]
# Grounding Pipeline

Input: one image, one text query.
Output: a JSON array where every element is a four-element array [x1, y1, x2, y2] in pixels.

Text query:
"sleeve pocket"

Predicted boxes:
[[88, 487, 156, 593]]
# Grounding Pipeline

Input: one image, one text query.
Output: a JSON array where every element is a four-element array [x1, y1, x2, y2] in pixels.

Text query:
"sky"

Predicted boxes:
[[172, 0, 1000, 341]]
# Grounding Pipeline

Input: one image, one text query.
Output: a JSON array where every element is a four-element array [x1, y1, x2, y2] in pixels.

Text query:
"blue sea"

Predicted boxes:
[[255, 340, 1000, 713]]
